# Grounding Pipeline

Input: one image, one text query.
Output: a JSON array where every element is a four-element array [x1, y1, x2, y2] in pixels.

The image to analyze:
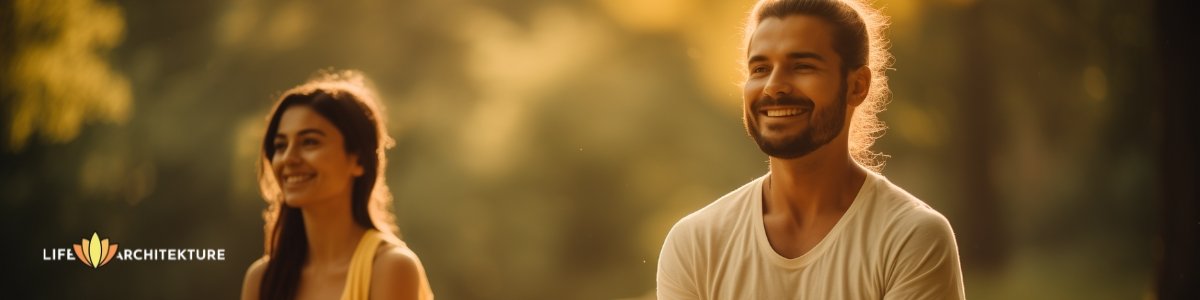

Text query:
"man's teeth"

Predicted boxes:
[[765, 108, 803, 117], [284, 174, 315, 184]]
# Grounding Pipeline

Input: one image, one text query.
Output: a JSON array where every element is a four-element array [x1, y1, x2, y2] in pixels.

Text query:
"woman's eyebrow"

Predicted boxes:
[[277, 128, 327, 139], [296, 128, 326, 137]]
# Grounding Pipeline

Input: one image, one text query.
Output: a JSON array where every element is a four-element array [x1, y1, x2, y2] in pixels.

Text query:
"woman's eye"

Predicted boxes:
[[273, 142, 287, 153], [301, 138, 320, 147]]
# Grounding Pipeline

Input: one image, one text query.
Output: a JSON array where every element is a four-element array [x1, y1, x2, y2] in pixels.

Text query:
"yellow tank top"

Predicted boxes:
[[339, 229, 435, 300]]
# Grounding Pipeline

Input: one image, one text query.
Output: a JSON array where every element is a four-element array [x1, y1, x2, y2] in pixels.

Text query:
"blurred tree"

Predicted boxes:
[[1, 0, 131, 152], [956, 0, 1008, 272]]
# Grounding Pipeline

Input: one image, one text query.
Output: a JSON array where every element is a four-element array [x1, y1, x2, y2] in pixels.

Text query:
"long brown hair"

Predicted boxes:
[[256, 70, 397, 300]]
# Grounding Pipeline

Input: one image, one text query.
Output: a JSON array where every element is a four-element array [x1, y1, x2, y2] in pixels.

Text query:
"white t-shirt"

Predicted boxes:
[[657, 172, 965, 299]]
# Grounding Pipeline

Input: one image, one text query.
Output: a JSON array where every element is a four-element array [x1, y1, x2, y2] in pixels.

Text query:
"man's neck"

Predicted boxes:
[[764, 142, 868, 227]]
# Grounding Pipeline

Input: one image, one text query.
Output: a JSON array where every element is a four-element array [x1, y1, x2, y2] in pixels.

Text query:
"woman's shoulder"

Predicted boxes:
[[370, 240, 427, 299], [373, 241, 420, 273], [241, 256, 269, 300]]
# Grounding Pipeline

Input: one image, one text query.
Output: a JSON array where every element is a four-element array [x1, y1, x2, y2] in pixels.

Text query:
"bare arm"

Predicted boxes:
[[241, 257, 268, 300], [370, 245, 424, 300]]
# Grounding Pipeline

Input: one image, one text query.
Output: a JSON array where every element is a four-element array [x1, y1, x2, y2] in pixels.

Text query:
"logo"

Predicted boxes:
[[72, 232, 118, 268], [43, 232, 226, 268]]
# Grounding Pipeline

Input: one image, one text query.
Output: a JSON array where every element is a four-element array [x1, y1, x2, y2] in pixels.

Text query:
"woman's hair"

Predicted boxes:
[[256, 70, 397, 300], [743, 0, 893, 171]]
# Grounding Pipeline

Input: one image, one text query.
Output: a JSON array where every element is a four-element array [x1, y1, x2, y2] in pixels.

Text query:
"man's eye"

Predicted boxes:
[[302, 138, 319, 146], [751, 66, 769, 74], [794, 64, 813, 70]]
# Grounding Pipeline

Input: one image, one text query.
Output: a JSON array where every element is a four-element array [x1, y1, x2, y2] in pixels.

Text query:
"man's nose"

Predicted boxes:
[[763, 70, 792, 97]]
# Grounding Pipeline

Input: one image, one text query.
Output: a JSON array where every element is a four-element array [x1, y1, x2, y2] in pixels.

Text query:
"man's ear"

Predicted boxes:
[[350, 154, 364, 177], [847, 66, 872, 107]]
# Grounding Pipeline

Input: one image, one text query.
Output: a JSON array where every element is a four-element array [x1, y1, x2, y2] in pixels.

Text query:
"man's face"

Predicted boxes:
[[743, 15, 849, 159]]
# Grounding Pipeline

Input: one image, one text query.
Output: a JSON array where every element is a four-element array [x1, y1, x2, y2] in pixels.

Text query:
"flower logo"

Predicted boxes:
[[72, 232, 118, 268]]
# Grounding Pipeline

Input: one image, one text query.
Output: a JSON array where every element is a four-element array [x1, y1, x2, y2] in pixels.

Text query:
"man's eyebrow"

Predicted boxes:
[[747, 52, 826, 64], [748, 54, 768, 64], [787, 51, 825, 61]]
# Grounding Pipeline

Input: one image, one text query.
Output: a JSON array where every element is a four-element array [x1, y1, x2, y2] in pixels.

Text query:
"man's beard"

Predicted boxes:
[[744, 79, 848, 159]]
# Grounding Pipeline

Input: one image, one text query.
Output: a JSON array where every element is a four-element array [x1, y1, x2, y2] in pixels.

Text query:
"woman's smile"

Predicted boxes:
[[281, 172, 316, 187]]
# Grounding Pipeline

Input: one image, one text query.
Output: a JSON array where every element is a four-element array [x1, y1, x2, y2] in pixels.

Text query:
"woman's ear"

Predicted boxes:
[[847, 66, 872, 107]]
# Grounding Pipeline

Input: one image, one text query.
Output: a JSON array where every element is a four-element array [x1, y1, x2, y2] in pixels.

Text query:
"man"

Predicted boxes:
[[656, 0, 966, 299]]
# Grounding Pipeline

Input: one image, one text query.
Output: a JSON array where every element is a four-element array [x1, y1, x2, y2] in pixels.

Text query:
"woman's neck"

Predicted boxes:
[[299, 193, 367, 272]]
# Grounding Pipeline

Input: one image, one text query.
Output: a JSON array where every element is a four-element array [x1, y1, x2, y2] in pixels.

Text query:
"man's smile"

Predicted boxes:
[[761, 106, 811, 118]]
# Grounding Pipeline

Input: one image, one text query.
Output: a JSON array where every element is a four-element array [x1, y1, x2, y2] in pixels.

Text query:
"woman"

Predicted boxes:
[[241, 70, 434, 300]]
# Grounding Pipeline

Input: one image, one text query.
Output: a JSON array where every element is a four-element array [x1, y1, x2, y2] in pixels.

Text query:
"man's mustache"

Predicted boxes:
[[751, 95, 815, 112]]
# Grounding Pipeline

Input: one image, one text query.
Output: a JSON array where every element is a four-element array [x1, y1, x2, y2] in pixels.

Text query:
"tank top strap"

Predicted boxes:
[[340, 229, 383, 300]]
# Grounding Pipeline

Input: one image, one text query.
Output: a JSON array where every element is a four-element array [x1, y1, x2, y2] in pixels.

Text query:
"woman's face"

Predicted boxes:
[[271, 105, 362, 208]]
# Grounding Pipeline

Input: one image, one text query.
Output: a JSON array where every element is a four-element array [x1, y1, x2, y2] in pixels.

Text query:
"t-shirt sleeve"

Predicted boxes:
[[657, 219, 701, 300], [883, 211, 967, 300]]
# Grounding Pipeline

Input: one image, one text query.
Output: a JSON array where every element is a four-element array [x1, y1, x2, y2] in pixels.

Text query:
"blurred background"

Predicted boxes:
[[3, 0, 1194, 299]]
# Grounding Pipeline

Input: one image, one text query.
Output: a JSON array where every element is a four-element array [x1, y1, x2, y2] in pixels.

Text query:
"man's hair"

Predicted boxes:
[[743, 0, 893, 170]]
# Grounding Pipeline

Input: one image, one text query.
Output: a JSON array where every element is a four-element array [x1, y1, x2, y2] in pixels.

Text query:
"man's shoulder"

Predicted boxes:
[[666, 175, 765, 242], [868, 173, 956, 241], [866, 175, 965, 299]]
